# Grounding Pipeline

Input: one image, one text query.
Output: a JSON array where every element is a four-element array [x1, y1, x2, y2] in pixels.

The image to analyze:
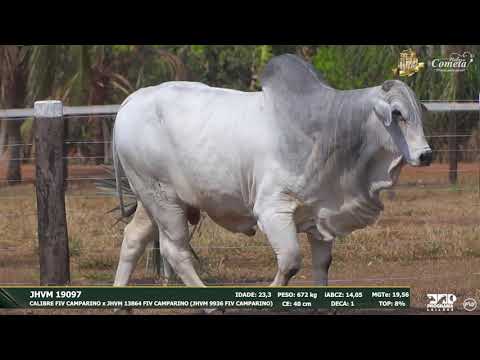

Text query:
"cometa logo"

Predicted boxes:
[[431, 52, 474, 72]]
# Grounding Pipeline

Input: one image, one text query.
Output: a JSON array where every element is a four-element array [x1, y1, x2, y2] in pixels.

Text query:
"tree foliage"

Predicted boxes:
[[1, 44, 479, 181]]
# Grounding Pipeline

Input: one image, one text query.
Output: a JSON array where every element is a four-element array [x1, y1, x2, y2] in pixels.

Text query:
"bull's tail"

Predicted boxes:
[[112, 123, 126, 218]]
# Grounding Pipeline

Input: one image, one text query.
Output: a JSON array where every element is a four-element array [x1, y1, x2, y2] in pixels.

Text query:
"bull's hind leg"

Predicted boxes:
[[135, 186, 205, 287], [114, 202, 157, 286], [155, 208, 205, 287], [123, 176, 213, 312], [114, 201, 175, 286]]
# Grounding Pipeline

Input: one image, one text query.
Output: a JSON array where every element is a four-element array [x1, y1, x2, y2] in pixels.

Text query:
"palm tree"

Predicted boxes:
[[0, 45, 29, 183], [26, 45, 189, 166]]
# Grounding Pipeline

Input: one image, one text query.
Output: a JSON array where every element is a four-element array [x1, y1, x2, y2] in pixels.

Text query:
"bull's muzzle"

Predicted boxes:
[[418, 149, 433, 166]]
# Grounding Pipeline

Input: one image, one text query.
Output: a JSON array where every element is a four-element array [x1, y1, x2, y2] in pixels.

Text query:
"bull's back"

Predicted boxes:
[[115, 82, 269, 219]]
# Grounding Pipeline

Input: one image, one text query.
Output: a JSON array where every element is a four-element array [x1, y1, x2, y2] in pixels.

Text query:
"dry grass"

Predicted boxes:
[[0, 162, 479, 313]]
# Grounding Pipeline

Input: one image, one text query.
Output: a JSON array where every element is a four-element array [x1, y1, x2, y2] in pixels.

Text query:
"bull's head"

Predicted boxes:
[[373, 80, 432, 166]]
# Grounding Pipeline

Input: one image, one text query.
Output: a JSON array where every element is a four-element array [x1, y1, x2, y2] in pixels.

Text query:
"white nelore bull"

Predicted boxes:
[[112, 54, 432, 290]]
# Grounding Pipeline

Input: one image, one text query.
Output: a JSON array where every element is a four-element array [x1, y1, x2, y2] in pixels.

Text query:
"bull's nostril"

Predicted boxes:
[[419, 150, 433, 165]]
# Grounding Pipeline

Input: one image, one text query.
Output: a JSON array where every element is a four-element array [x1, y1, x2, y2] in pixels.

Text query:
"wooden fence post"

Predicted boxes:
[[34, 100, 70, 285], [64, 118, 69, 189]]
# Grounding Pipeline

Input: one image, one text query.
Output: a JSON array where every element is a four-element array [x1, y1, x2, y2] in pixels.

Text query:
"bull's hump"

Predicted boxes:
[[261, 54, 330, 94]]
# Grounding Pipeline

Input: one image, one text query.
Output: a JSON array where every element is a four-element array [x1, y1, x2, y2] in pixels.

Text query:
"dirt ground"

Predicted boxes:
[[0, 162, 479, 315]]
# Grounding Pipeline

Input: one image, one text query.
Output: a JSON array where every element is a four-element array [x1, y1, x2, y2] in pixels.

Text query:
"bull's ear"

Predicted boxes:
[[421, 103, 429, 113], [374, 100, 392, 127]]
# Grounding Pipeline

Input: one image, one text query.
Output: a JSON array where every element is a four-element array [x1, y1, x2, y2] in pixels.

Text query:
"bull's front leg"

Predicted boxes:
[[307, 234, 333, 286], [256, 201, 302, 287]]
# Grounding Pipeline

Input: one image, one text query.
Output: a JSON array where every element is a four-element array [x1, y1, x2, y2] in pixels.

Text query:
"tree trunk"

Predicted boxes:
[[0, 120, 8, 157], [448, 45, 465, 184], [448, 112, 458, 184], [92, 118, 104, 165], [6, 120, 22, 183], [102, 118, 112, 164], [445, 45, 465, 185], [2, 45, 28, 184], [89, 68, 109, 165]]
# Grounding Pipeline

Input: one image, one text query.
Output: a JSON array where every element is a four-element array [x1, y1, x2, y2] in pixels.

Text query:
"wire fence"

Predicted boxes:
[[0, 101, 479, 287]]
